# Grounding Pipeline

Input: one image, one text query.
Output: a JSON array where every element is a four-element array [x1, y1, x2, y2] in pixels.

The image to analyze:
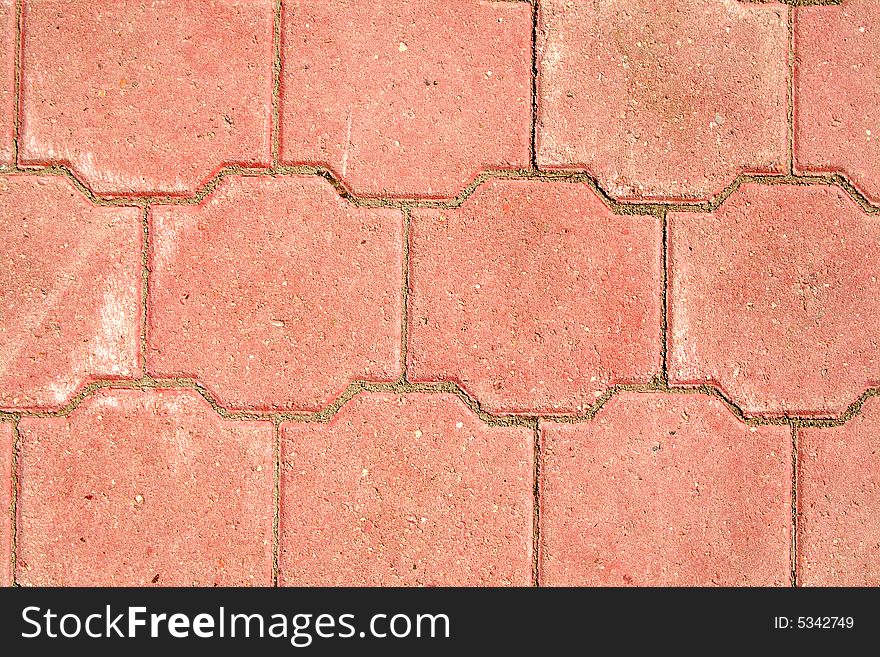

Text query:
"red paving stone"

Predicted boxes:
[[0, 175, 141, 411], [408, 178, 662, 414], [147, 175, 403, 411], [668, 183, 880, 417], [279, 393, 533, 586], [0, 421, 11, 587], [2, 0, 879, 588], [795, 0, 880, 204], [541, 393, 792, 586], [536, 0, 788, 201], [798, 397, 880, 586], [18, 0, 273, 196], [280, 0, 531, 198], [0, 0, 13, 165], [16, 388, 274, 586]]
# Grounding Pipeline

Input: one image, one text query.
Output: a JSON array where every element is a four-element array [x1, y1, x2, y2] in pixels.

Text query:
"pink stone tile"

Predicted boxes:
[[0, 174, 141, 411], [799, 397, 880, 586], [0, 0, 14, 165], [280, 0, 531, 198], [148, 175, 403, 411], [541, 393, 792, 586], [409, 178, 662, 414], [669, 184, 880, 416], [16, 387, 274, 586], [795, 0, 880, 204], [280, 392, 534, 586], [537, 0, 788, 201], [19, 0, 273, 195]]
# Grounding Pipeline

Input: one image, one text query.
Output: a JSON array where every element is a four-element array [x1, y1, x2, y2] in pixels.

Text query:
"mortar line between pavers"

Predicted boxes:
[[12, 0, 21, 163], [787, 5, 795, 175], [140, 205, 150, 377], [532, 422, 541, 587], [780, 1, 842, 6], [659, 208, 669, 385], [272, 417, 281, 587], [742, 1, 841, 5], [0, 165, 146, 207], [790, 425, 799, 587], [542, 381, 880, 428], [400, 207, 412, 382], [8, 377, 880, 431], [529, 0, 538, 171], [9, 415, 20, 586], [830, 174, 880, 215], [271, 0, 282, 167], [2, 162, 878, 214]]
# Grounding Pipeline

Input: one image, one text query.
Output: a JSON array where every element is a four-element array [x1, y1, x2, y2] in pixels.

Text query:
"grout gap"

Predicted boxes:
[[5, 378, 880, 432], [659, 208, 669, 385], [2, 163, 877, 215], [787, 5, 795, 176], [12, 0, 21, 163], [9, 416, 21, 586], [742, 1, 841, 5], [271, 0, 282, 167], [400, 207, 412, 382], [532, 420, 541, 587], [140, 205, 150, 376], [272, 417, 281, 587], [529, 0, 539, 171], [790, 424, 799, 587]]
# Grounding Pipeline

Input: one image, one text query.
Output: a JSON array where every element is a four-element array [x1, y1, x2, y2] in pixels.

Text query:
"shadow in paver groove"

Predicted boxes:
[[790, 425, 800, 588], [530, 0, 538, 171], [272, 0, 282, 167], [401, 208, 413, 381], [272, 419, 281, 588], [659, 209, 669, 384], [6, 417, 21, 587], [762, 1, 843, 6], [532, 423, 541, 587], [1, 162, 877, 214], [139, 206, 150, 376], [788, 4, 795, 175], [2, 377, 879, 432], [12, 0, 21, 163]]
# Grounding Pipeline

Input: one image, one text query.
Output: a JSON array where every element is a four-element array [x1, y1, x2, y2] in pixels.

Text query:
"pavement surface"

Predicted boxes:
[[1, 0, 878, 587]]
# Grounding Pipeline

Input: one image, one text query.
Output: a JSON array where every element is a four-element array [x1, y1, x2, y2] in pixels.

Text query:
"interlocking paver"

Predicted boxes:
[[148, 175, 403, 411], [794, 0, 880, 204], [408, 179, 662, 414], [16, 388, 274, 586], [0, 0, 13, 165], [280, 392, 533, 586], [537, 0, 788, 201], [18, 0, 273, 195], [541, 393, 792, 586], [0, 175, 141, 411], [669, 183, 880, 417], [0, 421, 11, 586], [799, 397, 880, 586], [280, 0, 531, 198], [4, 0, 879, 591]]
